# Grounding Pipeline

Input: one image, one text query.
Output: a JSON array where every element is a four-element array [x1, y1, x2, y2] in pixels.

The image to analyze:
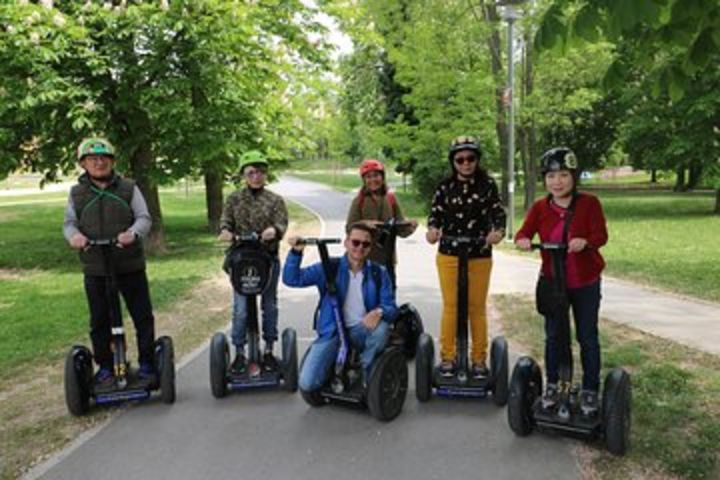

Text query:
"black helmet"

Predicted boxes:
[[448, 135, 482, 163], [540, 147, 578, 175]]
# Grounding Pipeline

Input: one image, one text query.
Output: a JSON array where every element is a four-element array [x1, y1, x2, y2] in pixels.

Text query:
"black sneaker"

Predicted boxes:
[[542, 383, 560, 409], [231, 353, 246, 374], [471, 361, 490, 379], [94, 367, 114, 387], [136, 363, 157, 387], [439, 361, 456, 377], [580, 389, 599, 416], [263, 352, 278, 372]]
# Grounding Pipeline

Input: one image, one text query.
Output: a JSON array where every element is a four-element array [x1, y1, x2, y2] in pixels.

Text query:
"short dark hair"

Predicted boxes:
[[347, 222, 375, 239]]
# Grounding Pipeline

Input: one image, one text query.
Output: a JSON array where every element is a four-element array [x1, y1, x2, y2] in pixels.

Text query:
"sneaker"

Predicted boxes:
[[439, 360, 456, 377], [94, 367, 113, 387], [231, 353, 246, 374], [137, 363, 157, 386], [263, 352, 278, 372], [471, 361, 490, 379], [580, 389, 599, 416], [542, 383, 560, 409]]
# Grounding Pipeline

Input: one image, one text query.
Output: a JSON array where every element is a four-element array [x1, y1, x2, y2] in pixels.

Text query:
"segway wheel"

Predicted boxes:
[[415, 333, 434, 402], [299, 347, 325, 407], [507, 356, 543, 436], [367, 348, 408, 422], [156, 336, 176, 404], [490, 336, 509, 406], [603, 368, 632, 455], [209, 332, 229, 399], [281, 328, 298, 393], [64, 345, 92, 416], [396, 303, 424, 359]]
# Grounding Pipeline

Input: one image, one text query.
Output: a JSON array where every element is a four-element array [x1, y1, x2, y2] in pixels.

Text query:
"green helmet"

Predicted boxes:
[[77, 137, 115, 161], [238, 150, 269, 174]]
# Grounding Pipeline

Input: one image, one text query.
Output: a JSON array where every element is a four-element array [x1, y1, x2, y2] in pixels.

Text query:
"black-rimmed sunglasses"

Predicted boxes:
[[349, 239, 372, 249]]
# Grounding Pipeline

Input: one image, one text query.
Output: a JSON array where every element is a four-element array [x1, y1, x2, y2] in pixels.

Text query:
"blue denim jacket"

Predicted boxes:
[[282, 250, 398, 338]]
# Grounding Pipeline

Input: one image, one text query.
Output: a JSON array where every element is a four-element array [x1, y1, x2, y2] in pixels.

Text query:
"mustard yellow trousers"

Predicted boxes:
[[436, 253, 492, 364]]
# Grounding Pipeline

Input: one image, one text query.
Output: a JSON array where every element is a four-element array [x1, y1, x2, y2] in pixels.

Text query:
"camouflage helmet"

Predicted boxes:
[[77, 137, 115, 161]]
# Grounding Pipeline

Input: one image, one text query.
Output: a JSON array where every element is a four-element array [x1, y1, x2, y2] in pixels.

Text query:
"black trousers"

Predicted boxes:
[[84, 270, 155, 370]]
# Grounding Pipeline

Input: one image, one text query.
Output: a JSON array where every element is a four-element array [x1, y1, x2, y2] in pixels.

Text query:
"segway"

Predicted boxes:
[[297, 237, 408, 422], [415, 235, 508, 405], [209, 233, 298, 398], [64, 238, 176, 416], [506, 242, 631, 455], [374, 218, 424, 359]]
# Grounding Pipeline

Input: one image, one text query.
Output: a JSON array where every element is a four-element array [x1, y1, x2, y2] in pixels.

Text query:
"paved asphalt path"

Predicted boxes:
[[31, 176, 580, 480]]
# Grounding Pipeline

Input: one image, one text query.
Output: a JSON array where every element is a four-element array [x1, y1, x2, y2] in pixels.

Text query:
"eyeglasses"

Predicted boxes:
[[453, 155, 477, 165], [349, 239, 372, 249], [244, 169, 266, 178]]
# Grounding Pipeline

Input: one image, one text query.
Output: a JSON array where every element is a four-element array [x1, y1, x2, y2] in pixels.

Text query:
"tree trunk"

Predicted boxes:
[[673, 165, 686, 192], [687, 160, 703, 190], [482, 4, 510, 205], [130, 143, 166, 254], [650, 169, 657, 183], [204, 167, 224, 233], [715, 188, 720, 215]]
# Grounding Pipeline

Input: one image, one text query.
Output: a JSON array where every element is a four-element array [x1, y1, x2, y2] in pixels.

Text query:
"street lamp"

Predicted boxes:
[[496, 0, 525, 240]]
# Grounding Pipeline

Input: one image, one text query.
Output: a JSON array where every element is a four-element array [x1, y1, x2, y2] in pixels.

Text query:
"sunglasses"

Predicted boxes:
[[453, 155, 477, 165], [349, 239, 372, 249]]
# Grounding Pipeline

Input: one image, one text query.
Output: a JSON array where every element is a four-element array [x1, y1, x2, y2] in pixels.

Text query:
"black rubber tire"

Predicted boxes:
[[415, 333, 434, 402], [298, 347, 325, 407], [507, 356, 542, 436], [209, 332, 229, 399], [367, 348, 408, 422], [490, 336, 509, 406], [603, 368, 632, 455], [64, 345, 92, 416], [281, 328, 298, 393], [397, 303, 424, 359], [156, 336, 176, 404]]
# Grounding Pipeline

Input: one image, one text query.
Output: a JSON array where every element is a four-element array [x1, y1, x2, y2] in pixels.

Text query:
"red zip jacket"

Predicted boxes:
[[516, 192, 608, 287]]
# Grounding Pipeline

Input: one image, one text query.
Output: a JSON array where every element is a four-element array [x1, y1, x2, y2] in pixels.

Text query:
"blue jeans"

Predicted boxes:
[[231, 257, 280, 349], [544, 280, 602, 391], [299, 321, 390, 392]]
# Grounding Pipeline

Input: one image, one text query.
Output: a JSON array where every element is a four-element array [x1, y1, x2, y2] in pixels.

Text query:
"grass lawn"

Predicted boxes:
[[494, 293, 720, 480], [0, 186, 318, 479]]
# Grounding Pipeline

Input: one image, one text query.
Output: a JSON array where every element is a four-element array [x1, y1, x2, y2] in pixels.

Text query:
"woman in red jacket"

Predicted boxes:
[[515, 147, 608, 416]]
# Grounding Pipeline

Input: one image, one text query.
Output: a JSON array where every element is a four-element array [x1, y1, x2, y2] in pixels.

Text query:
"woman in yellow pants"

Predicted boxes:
[[426, 136, 506, 378]]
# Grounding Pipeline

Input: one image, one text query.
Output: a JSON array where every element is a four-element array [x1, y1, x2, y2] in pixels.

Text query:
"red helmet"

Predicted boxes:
[[359, 158, 385, 177]]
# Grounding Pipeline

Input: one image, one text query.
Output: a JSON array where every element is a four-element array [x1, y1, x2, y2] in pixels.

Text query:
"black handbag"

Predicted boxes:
[[535, 195, 576, 316]]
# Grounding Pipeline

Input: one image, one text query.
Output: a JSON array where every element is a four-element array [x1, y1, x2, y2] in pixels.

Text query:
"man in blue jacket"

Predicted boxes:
[[283, 223, 397, 393]]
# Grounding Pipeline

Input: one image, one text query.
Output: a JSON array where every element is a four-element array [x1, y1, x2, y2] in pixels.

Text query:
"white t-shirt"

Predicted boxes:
[[343, 269, 366, 327]]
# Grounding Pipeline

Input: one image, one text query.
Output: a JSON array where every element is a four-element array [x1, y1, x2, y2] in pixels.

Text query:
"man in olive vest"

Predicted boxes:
[[63, 137, 155, 387]]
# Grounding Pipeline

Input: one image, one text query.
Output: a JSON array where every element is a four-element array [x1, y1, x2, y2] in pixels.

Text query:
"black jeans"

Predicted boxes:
[[544, 280, 601, 391], [84, 270, 155, 370]]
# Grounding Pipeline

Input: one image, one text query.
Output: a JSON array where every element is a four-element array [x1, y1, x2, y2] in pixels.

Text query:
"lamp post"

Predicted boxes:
[[497, 0, 524, 240]]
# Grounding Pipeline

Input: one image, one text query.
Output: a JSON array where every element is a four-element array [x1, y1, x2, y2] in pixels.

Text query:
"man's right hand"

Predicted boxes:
[[287, 236, 305, 252], [70, 233, 88, 250], [217, 230, 233, 243], [426, 227, 441, 244]]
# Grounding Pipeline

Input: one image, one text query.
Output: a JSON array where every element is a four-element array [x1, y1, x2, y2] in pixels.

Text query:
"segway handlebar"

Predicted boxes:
[[440, 235, 487, 247], [295, 237, 341, 246], [87, 238, 118, 247], [531, 242, 568, 251]]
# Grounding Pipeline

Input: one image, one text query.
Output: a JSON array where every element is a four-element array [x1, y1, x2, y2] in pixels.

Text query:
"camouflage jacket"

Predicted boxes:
[[220, 187, 288, 254]]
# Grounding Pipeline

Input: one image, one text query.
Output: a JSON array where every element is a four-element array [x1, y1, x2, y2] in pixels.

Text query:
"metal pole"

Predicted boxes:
[[506, 14, 516, 240]]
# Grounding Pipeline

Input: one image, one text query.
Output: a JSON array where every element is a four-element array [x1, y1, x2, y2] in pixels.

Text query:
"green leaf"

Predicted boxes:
[[689, 28, 716, 69], [574, 5, 600, 43], [667, 67, 687, 102]]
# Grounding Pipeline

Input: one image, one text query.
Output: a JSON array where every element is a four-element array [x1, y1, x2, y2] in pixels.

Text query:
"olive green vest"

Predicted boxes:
[[71, 173, 145, 275]]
